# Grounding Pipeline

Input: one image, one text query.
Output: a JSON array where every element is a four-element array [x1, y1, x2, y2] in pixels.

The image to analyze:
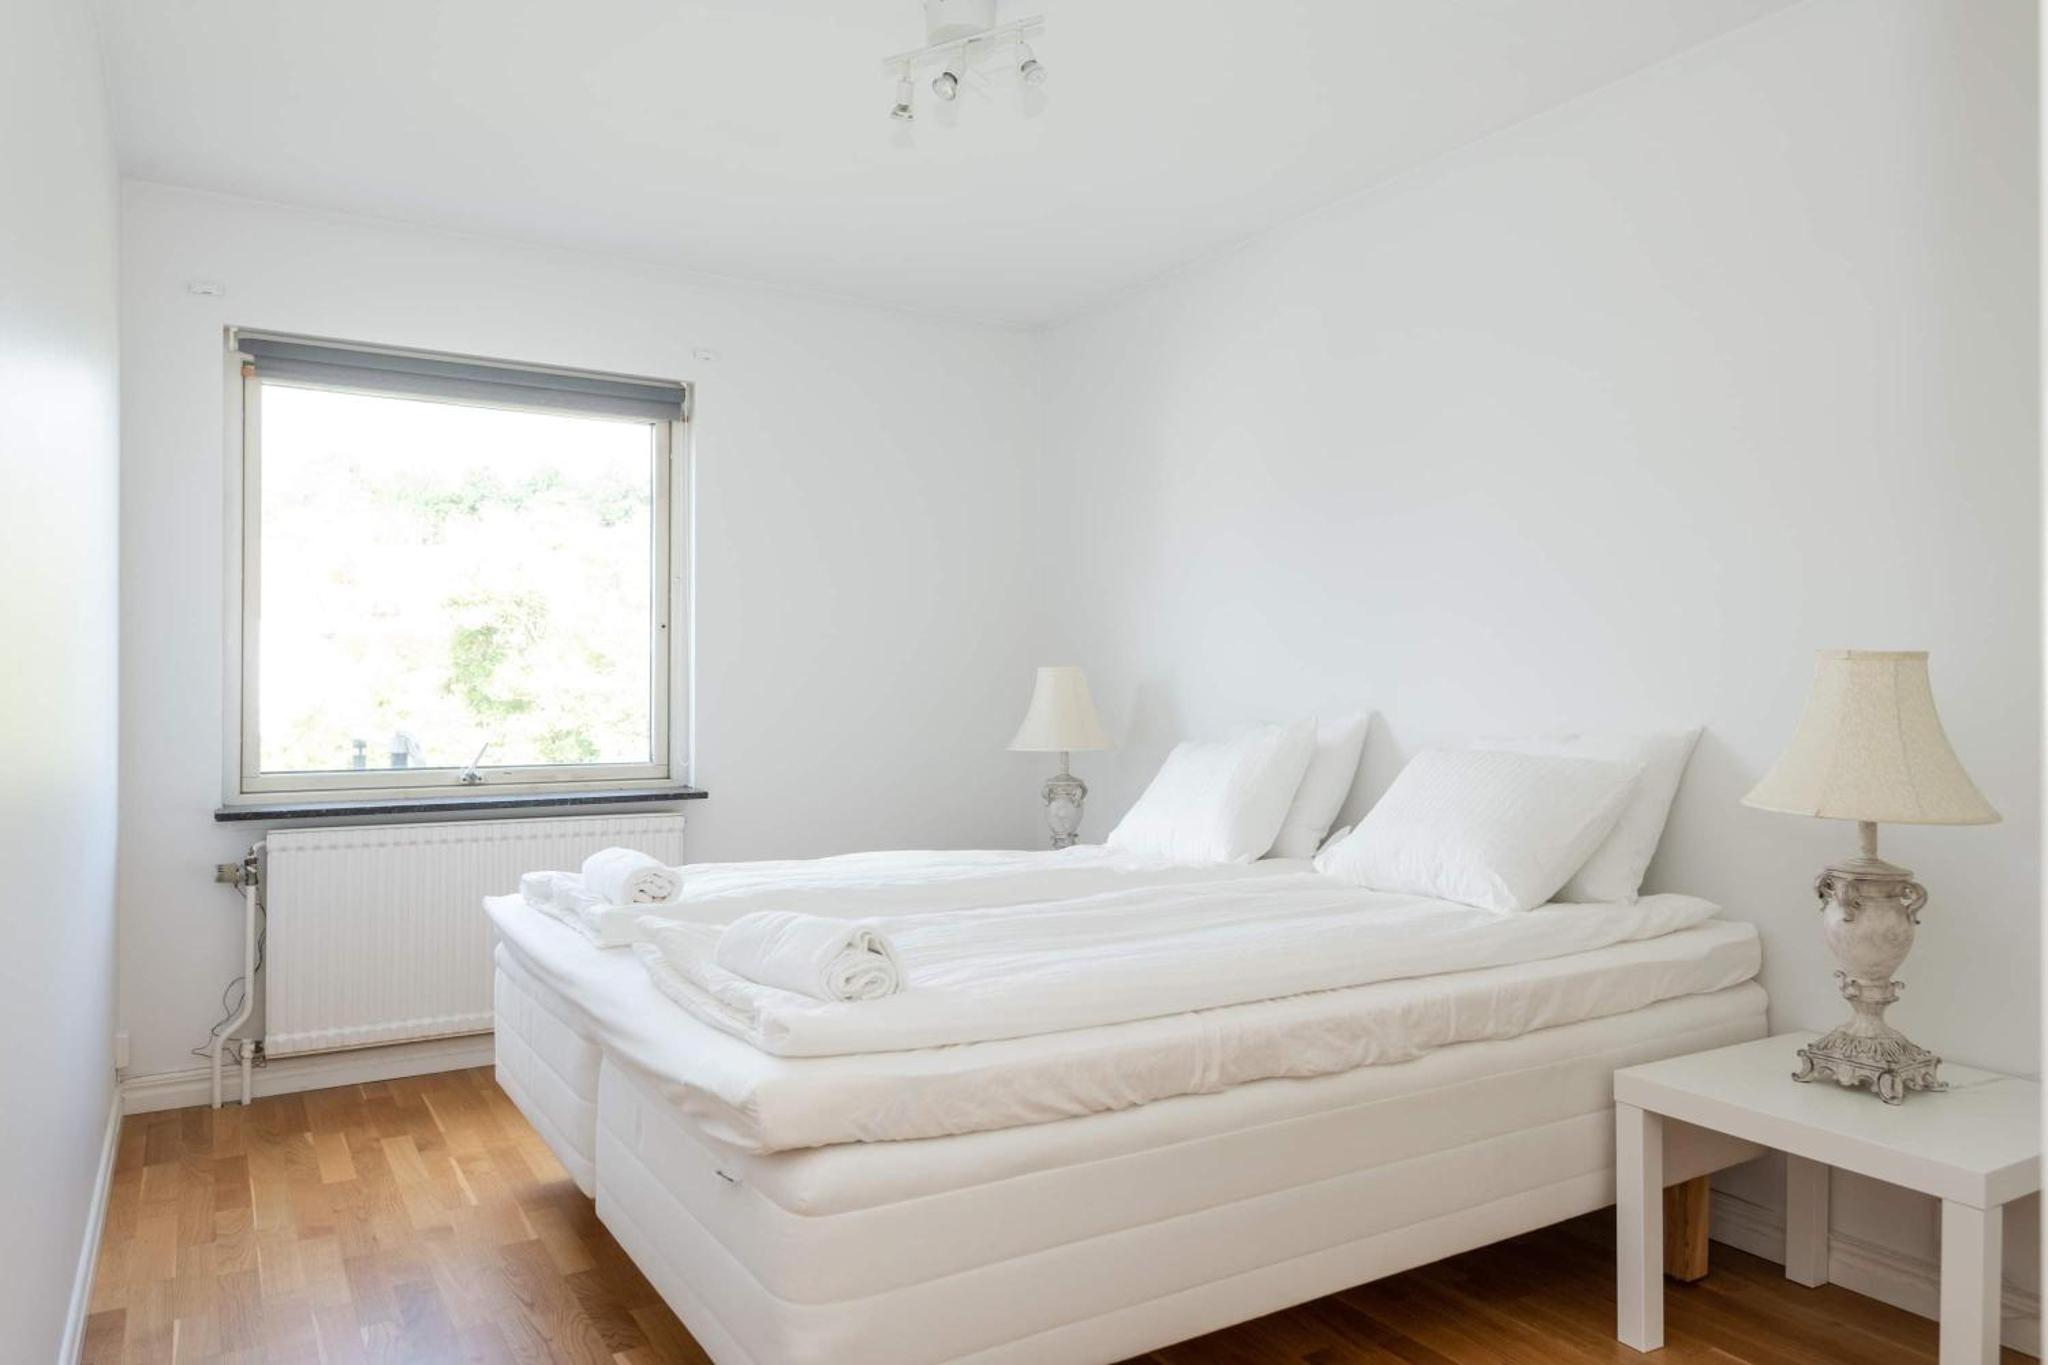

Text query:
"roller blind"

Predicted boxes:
[[237, 332, 687, 423]]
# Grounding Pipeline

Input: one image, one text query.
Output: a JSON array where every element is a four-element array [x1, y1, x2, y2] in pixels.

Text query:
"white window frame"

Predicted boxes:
[[220, 331, 693, 806]]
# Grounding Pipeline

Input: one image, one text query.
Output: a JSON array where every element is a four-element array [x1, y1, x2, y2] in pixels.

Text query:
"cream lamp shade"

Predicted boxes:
[[1742, 650, 1998, 825], [1008, 666, 1112, 753]]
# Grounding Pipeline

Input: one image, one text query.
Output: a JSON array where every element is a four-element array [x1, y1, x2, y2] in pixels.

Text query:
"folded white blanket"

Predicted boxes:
[[638, 880, 1723, 1058], [621, 922, 1762, 1152], [581, 847, 681, 906], [713, 911, 902, 1002], [488, 892, 1756, 1153]]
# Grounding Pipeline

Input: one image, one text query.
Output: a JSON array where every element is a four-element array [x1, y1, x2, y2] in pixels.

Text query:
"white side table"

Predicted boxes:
[[1614, 1032, 2040, 1364]]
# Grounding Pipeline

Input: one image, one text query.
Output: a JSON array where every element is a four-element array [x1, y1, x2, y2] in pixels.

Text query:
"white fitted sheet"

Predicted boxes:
[[488, 893, 1759, 1153], [594, 983, 1768, 1365]]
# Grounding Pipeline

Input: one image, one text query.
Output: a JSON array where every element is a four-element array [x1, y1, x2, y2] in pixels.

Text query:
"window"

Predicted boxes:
[[228, 333, 688, 802]]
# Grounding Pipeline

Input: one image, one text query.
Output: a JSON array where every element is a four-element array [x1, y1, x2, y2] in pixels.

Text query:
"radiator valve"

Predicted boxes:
[[215, 852, 261, 889]]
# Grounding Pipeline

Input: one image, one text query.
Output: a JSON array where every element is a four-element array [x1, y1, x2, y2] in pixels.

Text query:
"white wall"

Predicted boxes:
[[1043, 0, 2039, 1328], [0, 0, 123, 1356], [102, 0, 2041, 1342], [118, 183, 1055, 1082]]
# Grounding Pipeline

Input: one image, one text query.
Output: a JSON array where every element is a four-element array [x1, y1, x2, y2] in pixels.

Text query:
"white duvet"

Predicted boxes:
[[637, 875, 1724, 1057], [487, 892, 1759, 1152], [543, 845, 1310, 946]]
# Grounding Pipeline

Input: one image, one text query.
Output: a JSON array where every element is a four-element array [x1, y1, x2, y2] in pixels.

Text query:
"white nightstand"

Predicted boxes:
[[1614, 1032, 2040, 1364]]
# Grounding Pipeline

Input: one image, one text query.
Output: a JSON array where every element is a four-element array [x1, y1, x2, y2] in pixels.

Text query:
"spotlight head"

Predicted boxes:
[[932, 67, 960, 100], [1018, 55, 1045, 85], [891, 74, 915, 120]]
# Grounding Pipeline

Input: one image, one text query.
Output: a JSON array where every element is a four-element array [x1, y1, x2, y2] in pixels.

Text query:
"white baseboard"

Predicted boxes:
[[60, 1085, 123, 1365], [1711, 1188, 2041, 1357], [121, 1032, 496, 1115]]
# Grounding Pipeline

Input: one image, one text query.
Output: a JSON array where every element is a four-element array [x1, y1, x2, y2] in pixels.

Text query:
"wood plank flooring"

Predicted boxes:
[[84, 1066, 708, 1365], [83, 1066, 2022, 1365]]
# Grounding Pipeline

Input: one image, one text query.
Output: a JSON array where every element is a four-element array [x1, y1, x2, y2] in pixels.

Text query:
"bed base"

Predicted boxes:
[[494, 939, 1765, 1365], [585, 991, 1767, 1365], [493, 950, 601, 1196]]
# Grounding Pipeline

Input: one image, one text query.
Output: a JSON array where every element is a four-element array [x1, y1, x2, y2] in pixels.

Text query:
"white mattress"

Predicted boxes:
[[594, 982, 1769, 1365], [494, 945, 601, 1195], [489, 892, 1759, 1153]]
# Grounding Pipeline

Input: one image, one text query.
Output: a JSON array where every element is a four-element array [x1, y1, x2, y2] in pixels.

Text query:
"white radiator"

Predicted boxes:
[[262, 813, 686, 1057]]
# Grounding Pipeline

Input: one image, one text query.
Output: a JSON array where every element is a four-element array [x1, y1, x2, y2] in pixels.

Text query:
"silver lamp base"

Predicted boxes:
[[1040, 752, 1086, 850], [1791, 822, 1945, 1105]]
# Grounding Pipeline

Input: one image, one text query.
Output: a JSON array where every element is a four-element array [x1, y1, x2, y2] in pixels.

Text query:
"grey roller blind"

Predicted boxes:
[[238, 333, 686, 422]]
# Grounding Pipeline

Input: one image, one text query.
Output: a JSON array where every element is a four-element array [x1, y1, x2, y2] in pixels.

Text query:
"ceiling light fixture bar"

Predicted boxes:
[[879, 15, 1045, 77]]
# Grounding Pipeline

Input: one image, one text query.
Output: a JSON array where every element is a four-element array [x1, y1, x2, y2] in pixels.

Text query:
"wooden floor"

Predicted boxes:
[[83, 1067, 2021, 1365]]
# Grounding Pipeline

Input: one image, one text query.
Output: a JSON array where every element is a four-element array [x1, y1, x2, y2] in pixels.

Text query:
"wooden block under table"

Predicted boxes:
[[1663, 1174, 1710, 1282]]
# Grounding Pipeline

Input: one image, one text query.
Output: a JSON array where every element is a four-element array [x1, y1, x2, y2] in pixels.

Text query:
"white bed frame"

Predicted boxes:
[[495, 949, 1768, 1365]]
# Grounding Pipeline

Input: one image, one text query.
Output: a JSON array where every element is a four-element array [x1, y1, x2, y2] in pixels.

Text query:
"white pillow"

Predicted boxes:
[[1313, 749, 1638, 912], [1477, 728, 1700, 902], [1108, 720, 1318, 865], [1267, 714, 1370, 860]]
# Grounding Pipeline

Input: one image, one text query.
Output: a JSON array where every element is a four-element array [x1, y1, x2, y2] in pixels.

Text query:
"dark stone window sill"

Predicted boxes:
[[214, 786, 707, 823]]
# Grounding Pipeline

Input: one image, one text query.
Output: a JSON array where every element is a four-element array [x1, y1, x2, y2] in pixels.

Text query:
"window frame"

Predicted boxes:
[[221, 332, 692, 807]]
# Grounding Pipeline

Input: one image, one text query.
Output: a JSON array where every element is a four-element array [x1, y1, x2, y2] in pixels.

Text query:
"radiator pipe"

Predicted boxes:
[[210, 842, 264, 1109]]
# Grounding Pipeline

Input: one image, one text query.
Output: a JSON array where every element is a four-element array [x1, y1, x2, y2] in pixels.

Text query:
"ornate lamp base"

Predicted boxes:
[[1040, 752, 1087, 850], [1791, 822, 1944, 1105], [1794, 1008, 1946, 1105]]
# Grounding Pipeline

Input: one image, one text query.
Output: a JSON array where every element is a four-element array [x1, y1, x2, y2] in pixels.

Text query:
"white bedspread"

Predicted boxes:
[[486, 893, 1759, 1152], [554, 845, 1313, 946], [637, 876, 1723, 1056]]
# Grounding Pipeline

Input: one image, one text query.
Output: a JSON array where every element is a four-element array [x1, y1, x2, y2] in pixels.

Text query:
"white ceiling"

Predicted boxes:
[[95, 0, 1799, 327]]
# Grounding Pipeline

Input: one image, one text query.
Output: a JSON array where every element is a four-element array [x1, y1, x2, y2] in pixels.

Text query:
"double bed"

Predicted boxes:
[[485, 851, 1766, 1365]]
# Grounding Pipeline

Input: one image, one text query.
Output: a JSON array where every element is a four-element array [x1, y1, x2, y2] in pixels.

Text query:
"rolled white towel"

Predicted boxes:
[[713, 911, 903, 1002], [581, 847, 681, 905]]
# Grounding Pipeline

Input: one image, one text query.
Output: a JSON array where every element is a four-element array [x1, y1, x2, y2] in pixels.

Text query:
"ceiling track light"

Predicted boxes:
[[880, 11, 1045, 122]]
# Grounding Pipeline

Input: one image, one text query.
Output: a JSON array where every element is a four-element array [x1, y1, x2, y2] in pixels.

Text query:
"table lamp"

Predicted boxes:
[[1743, 650, 1999, 1102], [1009, 666, 1113, 848]]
